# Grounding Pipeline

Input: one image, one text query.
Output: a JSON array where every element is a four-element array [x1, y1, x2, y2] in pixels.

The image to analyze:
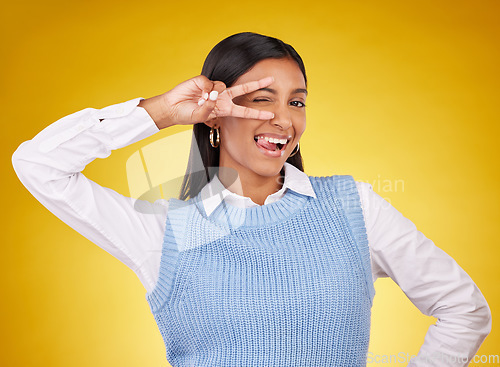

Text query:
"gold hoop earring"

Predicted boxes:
[[210, 127, 220, 148], [289, 141, 300, 157]]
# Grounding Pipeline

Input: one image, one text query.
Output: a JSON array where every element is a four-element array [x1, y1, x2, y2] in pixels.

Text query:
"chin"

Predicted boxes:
[[249, 161, 284, 178]]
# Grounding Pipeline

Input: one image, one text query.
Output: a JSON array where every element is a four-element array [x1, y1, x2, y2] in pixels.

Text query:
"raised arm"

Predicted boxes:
[[357, 182, 491, 367], [11, 75, 276, 291], [11, 98, 168, 289]]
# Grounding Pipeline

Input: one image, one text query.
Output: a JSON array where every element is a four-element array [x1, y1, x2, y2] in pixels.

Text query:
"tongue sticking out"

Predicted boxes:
[[256, 138, 278, 151]]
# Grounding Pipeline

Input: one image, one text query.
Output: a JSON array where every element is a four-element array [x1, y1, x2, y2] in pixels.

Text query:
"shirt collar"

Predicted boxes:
[[199, 162, 317, 216]]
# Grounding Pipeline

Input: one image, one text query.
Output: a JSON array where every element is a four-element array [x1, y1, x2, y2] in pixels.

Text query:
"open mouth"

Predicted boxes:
[[254, 135, 289, 152]]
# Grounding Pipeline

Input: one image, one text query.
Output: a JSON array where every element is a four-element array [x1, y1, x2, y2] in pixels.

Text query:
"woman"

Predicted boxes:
[[12, 32, 491, 366]]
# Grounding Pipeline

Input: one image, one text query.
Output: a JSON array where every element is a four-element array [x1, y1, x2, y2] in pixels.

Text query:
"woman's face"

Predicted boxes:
[[215, 57, 307, 181]]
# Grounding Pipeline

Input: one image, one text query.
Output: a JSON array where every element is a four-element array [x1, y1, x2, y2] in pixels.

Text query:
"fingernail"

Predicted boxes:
[[198, 98, 206, 106], [209, 91, 218, 101], [203, 92, 209, 100]]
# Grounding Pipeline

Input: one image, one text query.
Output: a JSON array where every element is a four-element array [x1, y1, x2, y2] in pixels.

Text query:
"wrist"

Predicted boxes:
[[138, 95, 174, 130]]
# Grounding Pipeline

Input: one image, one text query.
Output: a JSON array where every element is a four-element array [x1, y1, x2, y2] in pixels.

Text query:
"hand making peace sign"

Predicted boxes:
[[139, 75, 275, 129]]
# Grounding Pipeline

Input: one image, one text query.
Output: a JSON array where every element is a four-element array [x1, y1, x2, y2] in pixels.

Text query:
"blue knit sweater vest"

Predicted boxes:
[[146, 175, 375, 367]]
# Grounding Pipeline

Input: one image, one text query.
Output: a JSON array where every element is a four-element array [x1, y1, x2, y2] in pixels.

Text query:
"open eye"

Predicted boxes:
[[290, 100, 306, 108]]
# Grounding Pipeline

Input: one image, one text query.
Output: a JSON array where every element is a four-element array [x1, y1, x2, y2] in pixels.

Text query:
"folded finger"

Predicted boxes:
[[193, 82, 226, 121], [192, 76, 218, 106], [197, 80, 226, 105], [194, 95, 219, 121], [211, 81, 227, 94]]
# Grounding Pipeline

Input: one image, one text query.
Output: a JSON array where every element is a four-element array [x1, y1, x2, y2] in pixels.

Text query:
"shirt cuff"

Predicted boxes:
[[97, 97, 161, 150]]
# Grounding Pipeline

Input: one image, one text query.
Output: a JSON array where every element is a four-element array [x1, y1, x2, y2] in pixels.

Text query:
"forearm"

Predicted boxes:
[[360, 182, 492, 366]]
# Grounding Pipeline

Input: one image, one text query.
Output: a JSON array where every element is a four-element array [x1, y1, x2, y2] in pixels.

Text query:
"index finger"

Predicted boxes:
[[225, 76, 275, 99]]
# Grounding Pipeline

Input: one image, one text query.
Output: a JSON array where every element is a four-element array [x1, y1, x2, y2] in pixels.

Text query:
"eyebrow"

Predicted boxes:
[[256, 87, 308, 96]]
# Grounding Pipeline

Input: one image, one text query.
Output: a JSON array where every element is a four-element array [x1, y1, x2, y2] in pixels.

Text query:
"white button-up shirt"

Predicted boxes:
[[11, 97, 491, 366]]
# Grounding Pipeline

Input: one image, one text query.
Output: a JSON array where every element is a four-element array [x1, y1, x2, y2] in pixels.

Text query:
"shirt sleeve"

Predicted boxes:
[[355, 181, 492, 366], [11, 98, 168, 291]]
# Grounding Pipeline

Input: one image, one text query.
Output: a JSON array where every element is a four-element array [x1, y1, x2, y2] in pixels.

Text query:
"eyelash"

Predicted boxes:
[[252, 99, 306, 108], [291, 101, 306, 108]]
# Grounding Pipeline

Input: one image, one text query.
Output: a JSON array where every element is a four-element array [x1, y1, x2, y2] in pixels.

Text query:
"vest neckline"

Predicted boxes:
[[193, 185, 312, 228]]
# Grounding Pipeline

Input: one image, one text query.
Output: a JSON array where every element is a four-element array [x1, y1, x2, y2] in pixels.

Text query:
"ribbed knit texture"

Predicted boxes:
[[146, 175, 375, 367]]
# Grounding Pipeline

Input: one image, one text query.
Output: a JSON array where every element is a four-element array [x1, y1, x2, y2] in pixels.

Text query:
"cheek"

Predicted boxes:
[[219, 118, 255, 149], [294, 116, 307, 137]]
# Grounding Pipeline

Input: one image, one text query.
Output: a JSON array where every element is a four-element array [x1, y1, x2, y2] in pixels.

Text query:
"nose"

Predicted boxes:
[[270, 103, 292, 130]]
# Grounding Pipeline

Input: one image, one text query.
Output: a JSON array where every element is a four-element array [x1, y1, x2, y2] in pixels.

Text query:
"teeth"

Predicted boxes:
[[255, 135, 288, 144]]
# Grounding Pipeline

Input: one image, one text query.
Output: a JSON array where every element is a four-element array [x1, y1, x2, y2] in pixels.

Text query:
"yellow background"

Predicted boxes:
[[2, 0, 498, 366]]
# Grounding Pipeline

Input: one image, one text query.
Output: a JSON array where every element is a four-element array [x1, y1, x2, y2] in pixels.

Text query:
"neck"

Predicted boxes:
[[217, 166, 285, 206]]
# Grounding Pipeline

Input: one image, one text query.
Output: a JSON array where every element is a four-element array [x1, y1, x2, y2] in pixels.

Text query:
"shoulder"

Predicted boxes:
[[305, 173, 373, 190], [307, 174, 360, 194], [354, 180, 374, 201], [352, 181, 374, 223]]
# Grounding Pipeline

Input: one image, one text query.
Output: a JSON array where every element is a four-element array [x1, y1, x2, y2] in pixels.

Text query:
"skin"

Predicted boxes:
[[205, 57, 307, 206], [139, 57, 306, 206]]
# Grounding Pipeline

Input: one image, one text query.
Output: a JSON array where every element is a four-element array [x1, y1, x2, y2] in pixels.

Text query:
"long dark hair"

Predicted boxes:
[[179, 32, 307, 200]]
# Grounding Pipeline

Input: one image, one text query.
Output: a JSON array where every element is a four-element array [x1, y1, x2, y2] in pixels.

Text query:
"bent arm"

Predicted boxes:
[[357, 182, 491, 367], [11, 98, 168, 290]]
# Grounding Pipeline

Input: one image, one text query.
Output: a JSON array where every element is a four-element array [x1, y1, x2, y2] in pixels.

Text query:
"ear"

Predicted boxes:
[[203, 118, 219, 129]]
